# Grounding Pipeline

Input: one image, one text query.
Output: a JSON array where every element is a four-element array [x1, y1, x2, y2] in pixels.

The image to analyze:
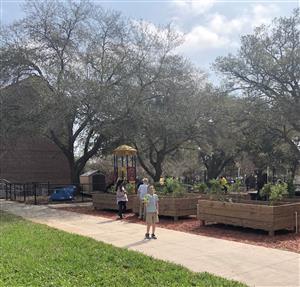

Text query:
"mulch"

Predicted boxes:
[[55, 205, 300, 253]]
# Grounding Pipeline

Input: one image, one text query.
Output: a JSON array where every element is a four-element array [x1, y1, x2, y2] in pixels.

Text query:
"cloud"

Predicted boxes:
[[177, 25, 230, 53], [208, 14, 247, 35], [251, 4, 280, 27], [175, 4, 280, 54], [172, 0, 216, 16]]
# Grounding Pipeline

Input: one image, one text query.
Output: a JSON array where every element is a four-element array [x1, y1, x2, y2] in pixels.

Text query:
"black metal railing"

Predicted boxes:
[[0, 181, 94, 205]]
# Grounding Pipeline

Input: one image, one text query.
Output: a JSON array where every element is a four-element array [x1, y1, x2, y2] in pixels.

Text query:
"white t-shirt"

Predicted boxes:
[[138, 184, 148, 200]]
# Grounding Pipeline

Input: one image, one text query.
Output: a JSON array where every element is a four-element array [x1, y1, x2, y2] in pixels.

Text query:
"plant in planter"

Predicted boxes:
[[261, 182, 288, 204], [207, 179, 225, 200], [227, 179, 242, 201], [153, 183, 164, 193], [133, 178, 201, 220], [161, 178, 185, 197], [193, 182, 208, 193], [107, 185, 116, 193], [198, 181, 299, 236], [125, 183, 136, 194], [228, 179, 242, 193]]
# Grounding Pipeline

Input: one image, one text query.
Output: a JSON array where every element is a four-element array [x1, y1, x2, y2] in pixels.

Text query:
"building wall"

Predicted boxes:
[[0, 137, 71, 184]]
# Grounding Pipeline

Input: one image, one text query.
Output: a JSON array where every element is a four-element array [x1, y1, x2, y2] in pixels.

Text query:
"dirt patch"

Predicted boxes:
[[55, 205, 300, 253]]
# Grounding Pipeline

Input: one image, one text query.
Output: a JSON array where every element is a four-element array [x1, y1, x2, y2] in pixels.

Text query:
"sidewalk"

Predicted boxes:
[[1, 200, 299, 287]]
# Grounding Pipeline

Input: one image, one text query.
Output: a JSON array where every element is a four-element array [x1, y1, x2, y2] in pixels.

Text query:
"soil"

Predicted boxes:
[[54, 205, 300, 253]]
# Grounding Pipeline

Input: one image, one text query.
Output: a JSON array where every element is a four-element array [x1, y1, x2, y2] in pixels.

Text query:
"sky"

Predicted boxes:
[[1, 0, 299, 81]]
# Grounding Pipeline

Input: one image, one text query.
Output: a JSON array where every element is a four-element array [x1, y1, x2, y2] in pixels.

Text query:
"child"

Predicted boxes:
[[116, 179, 128, 219], [144, 185, 159, 239]]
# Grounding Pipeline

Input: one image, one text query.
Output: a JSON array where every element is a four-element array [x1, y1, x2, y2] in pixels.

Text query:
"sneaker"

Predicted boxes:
[[151, 234, 157, 239], [145, 233, 150, 239]]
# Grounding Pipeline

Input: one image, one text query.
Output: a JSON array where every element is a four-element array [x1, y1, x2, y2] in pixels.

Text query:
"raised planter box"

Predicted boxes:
[[197, 199, 300, 236], [92, 192, 136, 211], [133, 194, 201, 221]]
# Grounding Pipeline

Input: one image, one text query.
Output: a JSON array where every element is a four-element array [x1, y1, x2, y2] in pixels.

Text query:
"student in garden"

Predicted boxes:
[[137, 177, 149, 219], [220, 176, 228, 193], [116, 179, 128, 219], [144, 185, 159, 239]]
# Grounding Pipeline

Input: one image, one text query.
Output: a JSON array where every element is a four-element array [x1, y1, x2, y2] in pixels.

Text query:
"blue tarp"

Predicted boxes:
[[50, 185, 76, 201]]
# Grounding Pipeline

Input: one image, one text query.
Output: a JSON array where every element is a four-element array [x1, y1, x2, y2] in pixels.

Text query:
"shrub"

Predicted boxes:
[[172, 188, 185, 197], [208, 179, 225, 200], [125, 183, 136, 194], [159, 178, 186, 196], [153, 182, 164, 193], [269, 183, 288, 204], [228, 180, 242, 193], [261, 182, 288, 204], [164, 178, 179, 192], [193, 182, 208, 193], [107, 185, 116, 193], [260, 183, 273, 198], [208, 179, 222, 193]]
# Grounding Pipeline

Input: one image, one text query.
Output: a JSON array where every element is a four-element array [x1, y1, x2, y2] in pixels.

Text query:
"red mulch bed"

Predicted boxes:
[[55, 205, 300, 253]]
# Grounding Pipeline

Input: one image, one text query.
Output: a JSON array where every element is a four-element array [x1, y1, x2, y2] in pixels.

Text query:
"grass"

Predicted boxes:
[[0, 211, 247, 287]]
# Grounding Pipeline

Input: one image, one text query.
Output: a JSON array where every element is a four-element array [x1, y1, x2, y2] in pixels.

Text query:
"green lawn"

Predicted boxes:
[[0, 211, 246, 287]]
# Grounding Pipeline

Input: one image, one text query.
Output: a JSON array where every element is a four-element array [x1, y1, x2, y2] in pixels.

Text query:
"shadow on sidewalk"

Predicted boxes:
[[96, 219, 117, 224], [123, 239, 152, 249]]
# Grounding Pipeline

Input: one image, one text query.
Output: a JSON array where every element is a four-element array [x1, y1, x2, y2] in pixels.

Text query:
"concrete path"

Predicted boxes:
[[1, 200, 299, 287]]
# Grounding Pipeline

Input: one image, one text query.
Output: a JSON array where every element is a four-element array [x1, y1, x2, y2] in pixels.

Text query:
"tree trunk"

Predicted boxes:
[[201, 152, 234, 182], [206, 166, 223, 181], [290, 159, 299, 182], [67, 156, 80, 184], [153, 164, 163, 183]]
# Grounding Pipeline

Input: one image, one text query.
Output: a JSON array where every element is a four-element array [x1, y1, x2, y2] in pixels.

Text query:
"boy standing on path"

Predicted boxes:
[[137, 178, 149, 219], [144, 185, 159, 239]]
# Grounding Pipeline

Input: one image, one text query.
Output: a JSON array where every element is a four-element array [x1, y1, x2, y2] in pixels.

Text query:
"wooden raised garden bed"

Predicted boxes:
[[133, 194, 201, 221], [197, 199, 300, 236], [92, 192, 136, 211]]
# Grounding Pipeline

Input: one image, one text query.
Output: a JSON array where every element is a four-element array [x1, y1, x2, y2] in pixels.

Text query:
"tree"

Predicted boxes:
[[1, 1, 134, 183], [237, 97, 299, 180], [195, 92, 242, 181], [214, 9, 300, 161], [1, 1, 195, 183], [132, 55, 207, 182]]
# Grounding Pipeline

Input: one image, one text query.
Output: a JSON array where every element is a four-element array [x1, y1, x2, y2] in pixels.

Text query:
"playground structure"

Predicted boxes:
[[113, 145, 137, 183]]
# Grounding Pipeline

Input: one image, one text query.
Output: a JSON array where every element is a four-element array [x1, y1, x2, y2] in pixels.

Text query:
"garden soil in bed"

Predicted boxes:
[[54, 205, 300, 253]]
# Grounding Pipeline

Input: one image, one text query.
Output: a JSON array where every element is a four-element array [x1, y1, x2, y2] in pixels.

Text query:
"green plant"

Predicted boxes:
[[163, 178, 181, 193], [261, 182, 288, 204], [153, 182, 165, 193], [172, 188, 185, 197], [208, 179, 225, 200], [269, 183, 288, 204], [193, 182, 208, 193], [260, 183, 272, 198], [107, 185, 116, 193], [125, 183, 135, 194], [228, 180, 242, 193], [208, 179, 222, 192]]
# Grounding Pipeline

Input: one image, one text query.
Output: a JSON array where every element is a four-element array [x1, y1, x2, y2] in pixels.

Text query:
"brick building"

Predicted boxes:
[[1, 77, 71, 184], [0, 137, 71, 184]]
